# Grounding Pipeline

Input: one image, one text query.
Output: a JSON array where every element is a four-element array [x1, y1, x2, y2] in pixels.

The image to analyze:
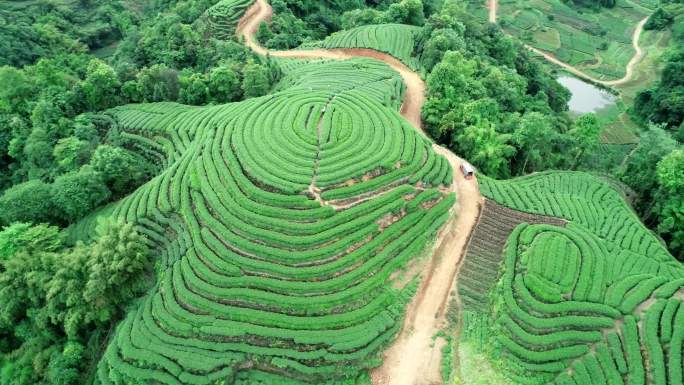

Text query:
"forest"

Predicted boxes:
[[0, 0, 683, 384]]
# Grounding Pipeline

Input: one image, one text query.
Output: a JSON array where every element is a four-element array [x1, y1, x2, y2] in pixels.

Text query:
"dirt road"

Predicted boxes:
[[236, 0, 425, 128], [488, 0, 497, 23], [487, 0, 649, 87], [237, 1, 482, 384], [372, 147, 482, 385]]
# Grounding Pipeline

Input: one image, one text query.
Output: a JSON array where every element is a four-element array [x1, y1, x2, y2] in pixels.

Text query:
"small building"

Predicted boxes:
[[460, 162, 476, 180]]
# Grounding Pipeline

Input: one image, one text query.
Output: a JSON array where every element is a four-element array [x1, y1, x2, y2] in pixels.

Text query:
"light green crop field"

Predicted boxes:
[[468, 0, 653, 81], [299, 24, 423, 71], [457, 172, 684, 385], [70, 57, 455, 385], [592, 28, 670, 145]]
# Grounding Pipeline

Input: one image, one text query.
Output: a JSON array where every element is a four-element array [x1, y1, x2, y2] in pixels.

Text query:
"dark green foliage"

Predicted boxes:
[[618, 125, 677, 207], [90, 145, 152, 198], [51, 168, 111, 223], [0, 1, 282, 228], [634, 5, 684, 130], [242, 60, 271, 98], [53, 138, 93, 174], [385, 0, 426, 26], [208, 66, 242, 103], [645, 8, 675, 30], [615, 125, 683, 262], [0, 1, 120, 68], [417, 3, 577, 178], [0, 221, 151, 385], [653, 149, 684, 261], [0, 180, 56, 225]]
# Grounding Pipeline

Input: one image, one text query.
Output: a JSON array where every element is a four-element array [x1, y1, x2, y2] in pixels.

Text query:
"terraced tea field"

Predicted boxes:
[[458, 200, 566, 313], [300, 24, 422, 71], [79, 1, 684, 384], [458, 172, 684, 385], [77, 55, 460, 384]]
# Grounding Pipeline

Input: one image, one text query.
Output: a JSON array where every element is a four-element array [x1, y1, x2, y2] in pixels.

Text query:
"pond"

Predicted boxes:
[[556, 76, 617, 115]]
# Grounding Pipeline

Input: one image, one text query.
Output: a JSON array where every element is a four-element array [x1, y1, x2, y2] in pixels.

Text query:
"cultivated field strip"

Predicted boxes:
[[462, 172, 684, 385], [86, 58, 456, 384], [493, 223, 684, 385], [479, 172, 684, 277], [300, 24, 422, 70], [458, 199, 566, 312]]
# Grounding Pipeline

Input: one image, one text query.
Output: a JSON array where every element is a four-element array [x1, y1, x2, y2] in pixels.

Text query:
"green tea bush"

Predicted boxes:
[[79, 57, 456, 384]]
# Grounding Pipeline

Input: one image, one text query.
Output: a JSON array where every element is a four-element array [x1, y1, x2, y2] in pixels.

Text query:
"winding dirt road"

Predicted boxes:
[[487, 0, 649, 87], [237, 1, 483, 384]]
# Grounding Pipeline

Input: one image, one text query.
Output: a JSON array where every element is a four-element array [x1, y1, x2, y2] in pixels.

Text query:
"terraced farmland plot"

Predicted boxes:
[[468, 0, 652, 80], [80, 58, 455, 385], [479, 171, 684, 276], [458, 171, 684, 385], [299, 24, 422, 71], [458, 199, 566, 313], [491, 223, 684, 385]]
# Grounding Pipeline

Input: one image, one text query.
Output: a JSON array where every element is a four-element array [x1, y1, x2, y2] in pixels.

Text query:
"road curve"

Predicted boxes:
[[237, 1, 483, 384], [487, 0, 649, 87], [236, 0, 425, 129]]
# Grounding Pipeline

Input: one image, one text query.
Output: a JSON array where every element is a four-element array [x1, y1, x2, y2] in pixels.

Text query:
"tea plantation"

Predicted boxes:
[[299, 24, 422, 70], [459, 172, 684, 385], [77, 58, 455, 384]]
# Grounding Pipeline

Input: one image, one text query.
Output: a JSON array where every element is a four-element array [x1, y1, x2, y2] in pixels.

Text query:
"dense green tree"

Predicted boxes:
[[512, 112, 558, 173], [0, 67, 35, 116], [242, 61, 271, 98], [385, 0, 426, 26], [52, 138, 92, 174], [208, 66, 242, 103], [422, 45, 572, 177], [50, 168, 110, 223], [135, 65, 180, 103], [341, 9, 383, 29], [79, 60, 121, 111], [634, 8, 684, 130], [569, 113, 602, 169], [23, 128, 53, 180], [645, 7, 675, 30], [0, 181, 55, 225], [256, 22, 275, 44], [179, 72, 209, 105], [420, 29, 466, 70], [456, 120, 515, 177], [0, 221, 151, 385], [618, 125, 678, 210], [82, 222, 151, 325], [0, 224, 61, 261], [90, 145, 151, 197], [653, 149, 684, 261]]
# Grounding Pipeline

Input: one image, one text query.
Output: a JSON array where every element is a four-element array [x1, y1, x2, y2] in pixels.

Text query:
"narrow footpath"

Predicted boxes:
[[237, 2, 483, 384]]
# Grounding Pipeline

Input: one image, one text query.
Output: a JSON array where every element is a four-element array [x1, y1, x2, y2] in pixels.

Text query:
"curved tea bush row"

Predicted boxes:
[[479, 172, 684, 278], [274, 58, 406, 111], [487, 223, 684, 385], [299, 24, 422, 70], [86, 58, 456, 384], [458, 199, 566, 312]]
